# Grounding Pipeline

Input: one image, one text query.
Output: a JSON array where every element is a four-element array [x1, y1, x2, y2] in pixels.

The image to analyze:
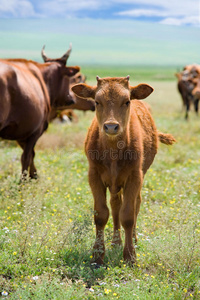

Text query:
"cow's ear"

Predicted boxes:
[[71, 84, 96, 100], [65, 66, 80, 77], [130, 84, 154, 100]]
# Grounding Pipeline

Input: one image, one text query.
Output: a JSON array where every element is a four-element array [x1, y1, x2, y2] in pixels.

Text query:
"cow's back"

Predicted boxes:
[[0, 59, 50, 140]]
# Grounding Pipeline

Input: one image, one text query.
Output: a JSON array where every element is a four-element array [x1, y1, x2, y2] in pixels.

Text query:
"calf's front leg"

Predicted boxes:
[[120, 171, 143, 263], [89, 168, 109, 265], [110, 192, 122, 246]]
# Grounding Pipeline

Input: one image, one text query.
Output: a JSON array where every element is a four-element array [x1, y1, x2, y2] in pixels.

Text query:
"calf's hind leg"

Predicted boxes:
[[134, 193, 142, 244]]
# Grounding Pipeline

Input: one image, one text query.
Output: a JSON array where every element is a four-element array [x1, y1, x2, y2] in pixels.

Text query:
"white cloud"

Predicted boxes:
[[0, 0, 199, 26], [115, 0, 199, 26], [0, 0, 37, 17], [117, 9, 169, 18], [38, 0, 101, 16], [160, 16, 200, 26]]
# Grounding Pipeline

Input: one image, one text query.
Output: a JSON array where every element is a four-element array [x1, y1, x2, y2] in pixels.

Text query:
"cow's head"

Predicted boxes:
[[72, 76, 153, 137], [41, 44, 80, 107], [183, 64, 200, 78]]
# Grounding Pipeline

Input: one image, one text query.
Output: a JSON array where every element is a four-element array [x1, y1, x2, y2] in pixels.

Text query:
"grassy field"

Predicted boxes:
[[80, 65, 177, 82], [0, 69, 200, 299]]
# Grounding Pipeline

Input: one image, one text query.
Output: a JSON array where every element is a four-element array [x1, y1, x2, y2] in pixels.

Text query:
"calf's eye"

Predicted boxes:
[[95, 101, 99, 106], [125, 101, 130, 106]]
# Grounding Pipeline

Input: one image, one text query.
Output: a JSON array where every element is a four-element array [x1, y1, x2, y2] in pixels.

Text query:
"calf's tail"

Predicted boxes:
[[158, 131, 176, 145]]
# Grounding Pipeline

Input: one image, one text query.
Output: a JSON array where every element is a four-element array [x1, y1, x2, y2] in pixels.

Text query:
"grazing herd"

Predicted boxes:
[[1, 44, 199, 265]]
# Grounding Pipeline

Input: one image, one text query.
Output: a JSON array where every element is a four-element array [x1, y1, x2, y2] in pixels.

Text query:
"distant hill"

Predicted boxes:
[[0, 18, 199, 66]]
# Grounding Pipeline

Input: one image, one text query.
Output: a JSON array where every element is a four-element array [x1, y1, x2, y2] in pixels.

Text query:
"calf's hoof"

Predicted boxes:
[[92, 246, 105, 266], [123, 248, 136, 265]]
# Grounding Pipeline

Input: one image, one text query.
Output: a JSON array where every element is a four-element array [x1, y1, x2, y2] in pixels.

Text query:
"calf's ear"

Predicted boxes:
[[71, 84, 96, 100], [130, 84, 154, 100]]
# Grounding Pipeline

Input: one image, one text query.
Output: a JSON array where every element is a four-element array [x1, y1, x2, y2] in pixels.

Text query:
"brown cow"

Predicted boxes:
[[72, 76, 176, 265], [0, 45, 80, 179], [175, 71, 196, 119], [175, 65, 200, 119]]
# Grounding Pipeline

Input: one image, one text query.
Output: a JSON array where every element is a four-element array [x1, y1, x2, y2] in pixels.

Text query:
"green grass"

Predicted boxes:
[[0, 74, 200, 299], [81, 65, 177, 82]]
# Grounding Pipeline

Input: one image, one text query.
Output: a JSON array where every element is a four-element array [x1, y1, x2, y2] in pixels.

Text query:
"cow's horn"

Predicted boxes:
[[41, 45, 50, 62], [60, 43, 72, 63], [126, 75, 130, 81], [96, 75, 101, 81]]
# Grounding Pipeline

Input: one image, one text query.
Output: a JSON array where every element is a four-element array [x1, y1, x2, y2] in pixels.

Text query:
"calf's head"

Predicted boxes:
[[72, 76, 153, 137]]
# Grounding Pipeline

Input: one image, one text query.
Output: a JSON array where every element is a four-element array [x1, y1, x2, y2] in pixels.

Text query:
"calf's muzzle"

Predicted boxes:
[[104, 122, 120, 135]]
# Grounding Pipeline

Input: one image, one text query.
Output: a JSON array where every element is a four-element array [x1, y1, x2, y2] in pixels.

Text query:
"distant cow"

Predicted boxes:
[[175, 71, 197, 119], [72, 76, 176, 265], [175, 66, 200, 119], [0, 45, 80, 179], [70, 71, 87, 85], [50, 109, 79, 123]]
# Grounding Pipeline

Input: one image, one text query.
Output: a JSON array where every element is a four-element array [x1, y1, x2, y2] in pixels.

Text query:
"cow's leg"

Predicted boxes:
[[185, 98, 190, 119], [89, 167, 108, 265], [120, 171, 143, 263], [29, 149, 37, 179], [194, 99, 199, 115], [181, 95, 186, 112], [18, 141, 29, 178], [18, 137, 38, 179], [110, 192, 122, 246]]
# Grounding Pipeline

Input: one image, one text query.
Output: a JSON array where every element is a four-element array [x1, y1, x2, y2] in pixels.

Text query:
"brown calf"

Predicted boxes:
[[72, 76, 176, 265]]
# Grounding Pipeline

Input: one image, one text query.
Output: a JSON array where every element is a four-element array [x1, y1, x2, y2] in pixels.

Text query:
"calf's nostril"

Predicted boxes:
[[104, 124, 108, 132], [114, 124, 119, 132]]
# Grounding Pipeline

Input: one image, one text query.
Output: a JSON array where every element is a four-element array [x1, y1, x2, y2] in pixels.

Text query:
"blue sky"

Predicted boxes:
[[0, 0, 199, 26]]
